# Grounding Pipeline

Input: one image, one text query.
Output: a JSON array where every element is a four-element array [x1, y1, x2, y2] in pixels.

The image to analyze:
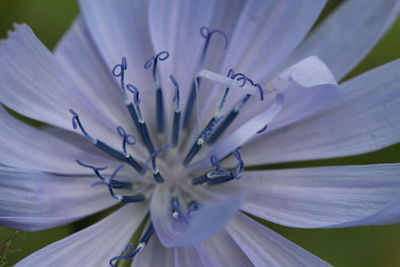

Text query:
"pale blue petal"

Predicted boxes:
[[78, 0, 152, 78], [78, 0, 157, 129], [198, 231, 253, 266], [221, 0, 326, 81], [174, 231, 251, 267], [264, 56, 339, 130], [0, 107, 114, 174], [195, 57, 339, 169], [131, 234, 175, 267], [148, 0, 215, 100], [148, 0, 246, 118], [43, 126, 113, 160], [0, 24, 123, 149], [335, 195, 400, 227], [242, 59, 400, 165], [198, 93, 284, 165], [16, 204, 147, 267], [55, 18, 140, 141], [237, 164, 400, 228], [134, 231, 252, 266], [176, 240, 240, 267], [174, 246, 214, 267], [0, 167, 116, 231], [201, 0, 327, 123], [226, 213, 331, 266], [285, 0, 400, 80], [150, 184, 245, 247]]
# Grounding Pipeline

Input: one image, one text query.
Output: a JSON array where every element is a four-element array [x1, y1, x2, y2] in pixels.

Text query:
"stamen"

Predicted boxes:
[[77, 160, 134, 190], [152, 157, 164, 183], [76, 160, 107, 179], [256, 124, 268, 134], [170, 75, 181, 146], [86, 163, 146, 203], [191, 169, 226, 185], [183, 26, 229, 129], [184, 68, 243, 165], [207, 95, 250, 145], [70, 109, 143, 173], [207, 72, 265, 145], [199, 26, 229, 66], [183, 116, 223, 166], [142, 144, 173, 183], [192, 149, 244, 186], [117, 126, 136, 157], [171, 196, 199, 219], [125, 84, 143, 122], [206, 175, 234, 185], [182, 79, 198, 130], [197, 70, 264, 99], [112, 57, 129, 103], [192, 154, 229, 185], [109, 223, 155, 267], [233, 73, 264, 101], [111, 58, 155, 154], [144, 51, 170, 133], [191, 174, 210, 185], [210, 154, 231, 175], [231, 149, 244, 179], [216, 69, 235, 116], [107, 179, 133, 190], [126, 84, 155, 154], [70, 109, 96, 144]]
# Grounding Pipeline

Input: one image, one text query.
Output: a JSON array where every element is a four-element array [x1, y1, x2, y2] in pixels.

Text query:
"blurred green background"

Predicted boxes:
[[0, 0, 399, 266]]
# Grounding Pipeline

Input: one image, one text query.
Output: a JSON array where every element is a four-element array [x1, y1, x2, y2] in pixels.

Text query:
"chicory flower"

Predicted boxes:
[[0, 0, 399, 266]]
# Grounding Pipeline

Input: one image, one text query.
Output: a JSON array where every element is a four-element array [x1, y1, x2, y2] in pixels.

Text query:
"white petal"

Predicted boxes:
[[0, 167, 115, 231], [242, 59, 400, 165], [238, 164, 400, 228], [285, 0, 400, 80], [226, 213, 331, 266], [17, 204, 147, 267]]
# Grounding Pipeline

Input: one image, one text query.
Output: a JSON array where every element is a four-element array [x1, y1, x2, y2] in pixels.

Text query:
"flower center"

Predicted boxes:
[[69, 26, 270, 266]]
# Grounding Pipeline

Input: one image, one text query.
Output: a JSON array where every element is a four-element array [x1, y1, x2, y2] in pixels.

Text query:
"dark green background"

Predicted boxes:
[[0, 0, 399, 266]]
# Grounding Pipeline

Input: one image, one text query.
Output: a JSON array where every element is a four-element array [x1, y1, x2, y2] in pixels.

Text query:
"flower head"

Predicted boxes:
[[0, 0, 399, 266]]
